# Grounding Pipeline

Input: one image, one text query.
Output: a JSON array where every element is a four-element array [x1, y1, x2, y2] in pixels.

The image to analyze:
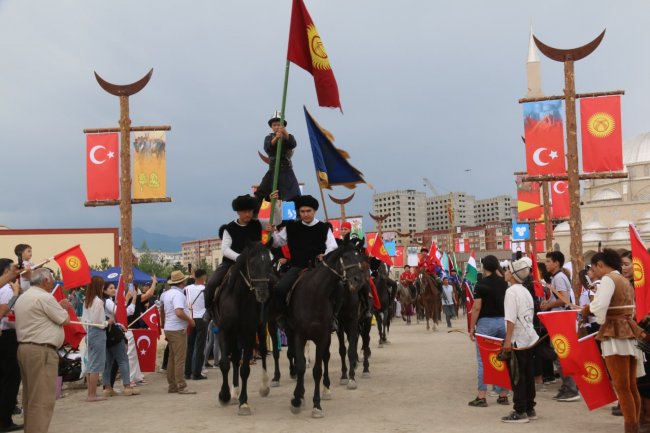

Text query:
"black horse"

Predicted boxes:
[[373, 262, 392, 347], [336, 278, 361, 389], [287, 242, 364, 418], [214, 241, 272, 416]]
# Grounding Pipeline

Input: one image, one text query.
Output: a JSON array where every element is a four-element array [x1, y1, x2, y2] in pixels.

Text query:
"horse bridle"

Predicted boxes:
[[239, 259, 269, 291], [321, 256, 361, 284]]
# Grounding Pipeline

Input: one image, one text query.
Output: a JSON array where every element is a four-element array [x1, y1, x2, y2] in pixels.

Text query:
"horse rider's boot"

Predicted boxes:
[[330, 282, 345, 333], [274, 290, 289, 330], [202, 308, 213, 323]]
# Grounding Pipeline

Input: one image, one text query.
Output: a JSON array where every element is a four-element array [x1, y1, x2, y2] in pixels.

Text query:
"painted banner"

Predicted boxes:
[[394, 246, 404, 267], [523, 100, 566, 175], [87, 133, 119, 200], [384, 240, 396, 256], [348, 217, 363, 239], [133, 131, 166, 199], [382, 231, 396, 243], [407, 247, 419, 267], [580, 96, 623, 173], [512, 223, 530, 240], [552, 179, 570, 217], [516, 176, 542, 220], [511, 241, 525, 253], [283, 201, 297, 220]]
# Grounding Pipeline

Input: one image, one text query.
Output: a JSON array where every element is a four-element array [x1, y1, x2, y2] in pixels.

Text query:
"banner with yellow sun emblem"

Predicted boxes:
[[580, 96, 623, 173], [133, 131, 166, 199]]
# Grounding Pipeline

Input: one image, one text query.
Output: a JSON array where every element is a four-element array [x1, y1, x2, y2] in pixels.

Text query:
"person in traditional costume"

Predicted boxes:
[[266, 195, 340, 331], [254, 111, 301, 209], [203, 193, 282, 320]]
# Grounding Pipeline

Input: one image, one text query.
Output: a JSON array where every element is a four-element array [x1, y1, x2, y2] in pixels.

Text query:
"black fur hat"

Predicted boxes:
[[232, 195, 259, 212], [294, 195, 319, 211]]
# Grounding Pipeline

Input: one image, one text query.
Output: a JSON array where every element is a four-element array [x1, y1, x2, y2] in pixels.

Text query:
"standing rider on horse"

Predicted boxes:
[[266, 195, 341, 332], [416, 247, 444, 294], [203, 193, 282, 321], [336, 222, 372, 319]]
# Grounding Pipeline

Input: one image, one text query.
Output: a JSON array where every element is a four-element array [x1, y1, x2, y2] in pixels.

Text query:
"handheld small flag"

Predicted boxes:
[[132, 329, 158, 372], [114, 275, 129, 328], [53, 245, 91, 289], [465, 281, 474, 333], [52, 285, 86, 349], [466, 251, 477, 284], [572, 334, 618, 410], [538, 311, 581, 376], [530, 250, 545, 298], [475, 334, 511, 391], [369, 233, 393, 267], [630, 223, 650, 322], [140, 305, 162, 337]]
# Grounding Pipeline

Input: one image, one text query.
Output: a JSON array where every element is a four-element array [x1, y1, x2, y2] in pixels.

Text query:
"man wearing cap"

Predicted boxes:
[[161, 270, 196, 395], [254, 111, 301, 208], [203, 192, 282, 319], [267, 195, 340, 331]]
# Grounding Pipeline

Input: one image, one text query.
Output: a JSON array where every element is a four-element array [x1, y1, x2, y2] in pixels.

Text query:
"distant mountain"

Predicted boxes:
[[133, 227, 194, 252]]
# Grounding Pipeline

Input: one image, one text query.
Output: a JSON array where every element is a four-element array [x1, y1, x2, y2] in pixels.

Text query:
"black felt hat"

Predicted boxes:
[[232, 195, 259, 212], [294, 195, 319, 211]]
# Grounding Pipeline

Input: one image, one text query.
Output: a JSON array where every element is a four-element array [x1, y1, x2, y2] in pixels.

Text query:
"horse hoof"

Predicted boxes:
[[347, 380, 358, 390], [378, 343, 383, 348], [339, 378, 348, 386], [290, 374, 297, 380], [238, 404, 252, 416], [301, 398, 306, 408], [259, 386, 270, 397], [406, 322, 411, 326], [362, 372, 372, 379], [229, 398, 239, 405], [322, 387, 332, 400], [218, 398, 229, 407], [290, 403, 301, 415], [271, 381, 280, 388], [312, 408, 324, 419], [385, 340, 391, 345]]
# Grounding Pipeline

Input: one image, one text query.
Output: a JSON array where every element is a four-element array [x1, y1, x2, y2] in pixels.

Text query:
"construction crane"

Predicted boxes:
[[423, 178, 455, 252]]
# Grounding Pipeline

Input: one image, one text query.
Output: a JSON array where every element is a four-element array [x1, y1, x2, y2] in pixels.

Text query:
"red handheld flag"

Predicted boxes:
[[287, 0, 341, 111], [475, 334, 511, 391], [369, 234, 393, 266], [87, 133, 119, 200], [52, 285, 86, 349], [132, 329, 158, 373], [529, 251, 545, 299], [114, 275, 129, 328], [580, 96, 623, 173], [465, 282, 474, 333], [53, 245, 91, 289], [572, 334, 618, 410], [551, 179, 570, 218], [630, 224, 650, 321], [329, 220, 341, 239], [538, 311, 581, 376], [141, 305, 162, 336]]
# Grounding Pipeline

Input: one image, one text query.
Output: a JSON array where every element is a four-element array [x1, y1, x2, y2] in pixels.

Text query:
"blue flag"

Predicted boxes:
[[512, 223, 530, 240], [304, 106, 372, 189], [283, 201, 297, 220]]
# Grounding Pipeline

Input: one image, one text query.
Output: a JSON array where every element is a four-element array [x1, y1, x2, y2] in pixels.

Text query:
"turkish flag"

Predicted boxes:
[[580, 96, 623, 173], [523, 101, 566, 175], [329, 220, 341, 239], [552, 179, 570, 217], [475, 333, 511, 390], [530, 250, 545, 298], [52, 285, 86, 349], [572, 335, 618, 410], [132, 329, 158, 372], [465, 282, 474, 333], [53, 245, 91, 289], [630, 224, 650, 321], [87, 133, 119, 201], [538, 311, 581, 376], [394, 247, 404, 267], [287, 0, 341, 111], [534, 222, 551, 252], [369, 234, 393, 266], [516, 176, 542, 220], [114, 275, 129, 328], [141, 305, 162, 336]]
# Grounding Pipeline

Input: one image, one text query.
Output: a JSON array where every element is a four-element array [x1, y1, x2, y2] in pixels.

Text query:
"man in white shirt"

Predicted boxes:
[[184, 269, 208, 381], [161, 271, 195, 395]]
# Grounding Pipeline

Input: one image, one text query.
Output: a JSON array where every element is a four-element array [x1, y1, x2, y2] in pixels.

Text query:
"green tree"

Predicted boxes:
[[139, 239, 149, 252], [54, 268, 62, 281], [172, 261, 185, 272], [136, 251, 171, 279], [198, 257, 215, 279], [89, 257, 111, 271]]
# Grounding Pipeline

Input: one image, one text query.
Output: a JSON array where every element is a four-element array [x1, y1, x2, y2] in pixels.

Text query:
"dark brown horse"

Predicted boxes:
[[416, 267, 441, 332], [373, 262, 392, 347], [335, 278, 361, 390], [397, 282, 416, 325]]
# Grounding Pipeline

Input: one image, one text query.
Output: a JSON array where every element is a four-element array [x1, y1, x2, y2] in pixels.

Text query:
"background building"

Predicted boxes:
[[181, 237, 222, 267]]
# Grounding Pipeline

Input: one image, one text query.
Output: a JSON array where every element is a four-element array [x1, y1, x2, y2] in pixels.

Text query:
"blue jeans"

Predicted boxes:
[[104, 341, 130, 386], [475, 316, 507, 392]]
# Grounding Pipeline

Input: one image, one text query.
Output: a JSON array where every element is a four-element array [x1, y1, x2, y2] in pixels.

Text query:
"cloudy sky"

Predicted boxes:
[[1, 1, 648, 240]]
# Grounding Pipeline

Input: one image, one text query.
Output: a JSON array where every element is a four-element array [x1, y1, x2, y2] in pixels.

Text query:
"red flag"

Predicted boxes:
[[630, 224, 650, 321], [366, 232, 377, 249], [552, 179, 570, 218], [516, 176, 543, 220], [523, 102, 566, 175], [329, 219, 341, 239], [368, 278, 381, 309], [258, 200, 271, 219], [572, 334, 618, 410], [534, 222, 551, 252], [580, 96, 623, 173], [464, 239, 469, 251], [141, 305, 162, 336], [52, 285, 86, 349], [454, 239, 460, 253], [281, 245, 291, 260], [369, 234, 393, 266], [114, 275, 129, 328], [132, 329, 158, 373], [465, 282, 474, 333], [87, 133, 119, 200], [53, 245, 91, 289], [538, 311, 581, 376], [530, 250, 545, 298], [287, 0, 341, 111], [475, 334, 511, 391], [394, 246, 404, 267]]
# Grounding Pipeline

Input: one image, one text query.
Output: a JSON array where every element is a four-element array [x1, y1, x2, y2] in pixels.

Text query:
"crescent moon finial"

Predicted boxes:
[[94, 68, 154, 96], [329, 192, 355, 205], [533, 29, 605, 62]]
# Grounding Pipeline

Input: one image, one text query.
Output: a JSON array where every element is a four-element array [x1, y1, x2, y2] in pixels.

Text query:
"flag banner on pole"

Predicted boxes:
[[534, 223, 549, 252], [366, 232, 377, 249], [407, 247, 418, 267], [133, 131, 166, 199], [258, 200, 271, 219], [454, 239, 460, 253], [441, 252, 449, 277], [465, 282, 474, 333], [466, 251, 477, 284], [140, 305, 162, 336], [132, 329, 158, 372], [282, 201, 297, 220], [394, 247, 404, 267], [87, 133, 119, 201], [384, 241, 396, 257], [475, 334, 512, 391], [369, 233, 393, 266], [329, 219, 341, 239], [463, 239, 469, 251], [511, 241, 525, 253], [523, 101, 566, 175], [573, 334, 618, 410], [304, 107, 370, 189], [530, 250, 545, 298], [630, 223, 650, 321], [512, 223, 530, 240], [504, 236, 511, 250], [52, 285, 86, 349], [516, 176, 542, 219], [288, 0, 341, 111], [451, 253, 459, 274], [115, 275, 129, 329], [552, 178, 570, 217], [580, 96, 623, 173], [54, 245, 91, 289], [348, 217, 363, 239], [538, 311, 581, 376]]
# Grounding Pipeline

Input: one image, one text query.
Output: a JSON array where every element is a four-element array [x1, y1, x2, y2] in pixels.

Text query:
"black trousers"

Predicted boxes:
[[507, 347, 536, 414], [275, 267, 304, 300], [204, 263, 233, 310], [162, 345, 169, 369], [388, 279, 397, 302], [185, 318, 208, 377], [0, 330, 21, 428]]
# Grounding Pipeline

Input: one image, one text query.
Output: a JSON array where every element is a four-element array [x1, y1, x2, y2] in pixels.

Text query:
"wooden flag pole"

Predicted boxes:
[[70, 321, 105, 329], [19, 257, 54, 275], [542, 181, 553, 252], [269, 60, 291, 226], [315, 174, 330, 221]]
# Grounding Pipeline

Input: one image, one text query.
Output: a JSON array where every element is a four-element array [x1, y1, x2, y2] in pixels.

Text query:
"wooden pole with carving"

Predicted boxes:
[[542, 181, 552, 252], [329, 193, 354, 223]]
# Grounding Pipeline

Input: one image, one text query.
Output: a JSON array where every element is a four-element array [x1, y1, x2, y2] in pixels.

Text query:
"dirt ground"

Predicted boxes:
[[36, 314, 623, 432]]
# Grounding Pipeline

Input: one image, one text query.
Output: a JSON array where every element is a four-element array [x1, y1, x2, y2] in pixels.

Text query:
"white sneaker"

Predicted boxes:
[[487, 391, 499, 397], [201, 368, 208, 374]]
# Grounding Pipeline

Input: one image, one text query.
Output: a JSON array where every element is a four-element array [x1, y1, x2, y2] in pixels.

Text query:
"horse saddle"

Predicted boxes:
[[213, 267, 234, 326], [285, 268, 311, 306]]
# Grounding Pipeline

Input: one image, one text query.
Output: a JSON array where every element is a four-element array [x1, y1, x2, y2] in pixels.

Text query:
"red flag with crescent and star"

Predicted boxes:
[[465, 281, 474, 333], [580, 96, 623, 173], [52, 284, 86, 349], [572, 334, 618, 410], [538, 311, 581, 376], [552, 178, 570, 218], [140, 304, 162, 336], [630, 223, 650, 322], [53, 245, 91, 289], [86, 133, 119, 201], [287, 0, 341, 111], [132, 329, 158, 372], [329, 219, 341, 239], [394, 246, 404, 267], [523, 101, 566, 175], [369, 233, 393, 266], [475, 334, 511, 390]]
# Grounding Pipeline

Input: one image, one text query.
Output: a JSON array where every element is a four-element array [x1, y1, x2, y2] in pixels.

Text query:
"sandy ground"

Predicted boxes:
[[35, 314, 624, 433]]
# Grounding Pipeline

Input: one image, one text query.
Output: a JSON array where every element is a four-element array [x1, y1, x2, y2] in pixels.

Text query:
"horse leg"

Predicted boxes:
[[258, 326, 270, 397], [269, 324, 281, 387], [375, 312, 384, 347], [361, 319, 372, 378], [305, 340, 311, 369], [230, 337, 241, 405], [311, 339, 326, 418], [347, 322, 359, 389], [385, 309, 391, 344], [337, 328, 348, 385], [287, 331, 297, 380], [322, 336, 332, 399], [237, 336, 253, 415], [290, 335, 306, 414], [218, 333, 232, 406]]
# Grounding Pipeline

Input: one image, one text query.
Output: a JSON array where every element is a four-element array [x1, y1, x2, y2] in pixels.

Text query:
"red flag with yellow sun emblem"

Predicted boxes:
[[580, 96, 623, 173], [538, 310, 581, 376], [630, 223, 650, 322], [369, 233, 393, 266], [54, 245, 91, 289], [287, 0, 341, 111], [475, 334, 511, 391], [572, 334, 618, 410]]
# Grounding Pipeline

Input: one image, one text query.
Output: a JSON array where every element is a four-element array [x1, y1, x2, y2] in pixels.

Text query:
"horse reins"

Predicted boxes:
[[321, 257, 361, 284], [240, 260, 269, 291]]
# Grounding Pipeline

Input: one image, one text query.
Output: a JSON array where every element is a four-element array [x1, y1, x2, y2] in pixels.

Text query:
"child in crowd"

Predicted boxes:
[[14, 244, 43, 291]]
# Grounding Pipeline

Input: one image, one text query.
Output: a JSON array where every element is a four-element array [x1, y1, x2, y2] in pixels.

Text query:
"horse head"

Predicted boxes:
[[323, 239, 364, 292], [238, 239, 272, 303]]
